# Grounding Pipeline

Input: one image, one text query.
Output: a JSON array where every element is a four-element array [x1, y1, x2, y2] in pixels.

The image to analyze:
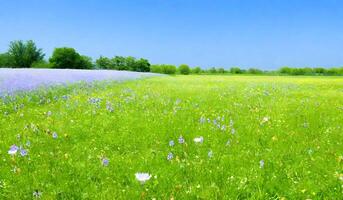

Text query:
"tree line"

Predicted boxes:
[[1, 40, 343, 76]]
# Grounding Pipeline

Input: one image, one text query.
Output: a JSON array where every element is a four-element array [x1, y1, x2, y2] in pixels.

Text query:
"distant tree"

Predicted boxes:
[[111, 56, 127, 70], [230, 67, 242, 74], [208, 67, 217, 73], [313, 67, 326, 75], [134, 58, 150, 72], [7, 40, 45, 68], [49, 47, 92, 69], [248, 68, 262, 74], [96, 56, 111, 69], [217, 67, 225, 73], [191, 66, 201, 74], [0, 53, 13, 67], [150, 65, 162, 73], [279, 67, 292, 74], [161, 64, 177, 74], [179, 64, 190, 75]]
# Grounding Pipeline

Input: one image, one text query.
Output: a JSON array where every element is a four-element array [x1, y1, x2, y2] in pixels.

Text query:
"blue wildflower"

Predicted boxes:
[[178, 136, 185, 144], [102, 158, 109, 166], [52, 132, 58, 139], [169, 140, 175, 147], [167, 152, 174, 161]]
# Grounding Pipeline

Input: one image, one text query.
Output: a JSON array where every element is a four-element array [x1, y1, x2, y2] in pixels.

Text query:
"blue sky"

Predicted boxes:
[[1, 0, 343, 69]]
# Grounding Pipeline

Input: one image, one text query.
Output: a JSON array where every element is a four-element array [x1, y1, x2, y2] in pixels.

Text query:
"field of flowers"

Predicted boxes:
[[0, 75, 342, 199]]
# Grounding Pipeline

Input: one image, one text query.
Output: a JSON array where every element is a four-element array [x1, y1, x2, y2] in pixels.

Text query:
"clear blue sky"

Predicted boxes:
[[1, 0, 343, 69]]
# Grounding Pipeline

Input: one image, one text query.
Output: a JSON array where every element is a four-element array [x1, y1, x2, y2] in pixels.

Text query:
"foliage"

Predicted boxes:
[[230, 67, 243, 74], [95, 56, 150, 72], [0, 53, 13, 68], [191, 66, 201, 74], [49, 47, 93, 69], [31, 60, 53, 68], [6, 40, 45, 68], [178, 64, 190, 75]]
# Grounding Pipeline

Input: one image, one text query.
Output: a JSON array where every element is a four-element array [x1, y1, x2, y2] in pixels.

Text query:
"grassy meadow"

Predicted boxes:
[[0, 75, 342, 199]]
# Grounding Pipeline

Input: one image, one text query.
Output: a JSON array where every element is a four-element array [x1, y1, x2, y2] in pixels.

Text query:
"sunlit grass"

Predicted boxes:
[[0, 75, 342, 199]]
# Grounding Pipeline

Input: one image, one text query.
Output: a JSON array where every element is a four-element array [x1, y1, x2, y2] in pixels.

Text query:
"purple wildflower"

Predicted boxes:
[[102, 158, 109, 166], [8, 145, 19, 155], [20, 148, 28, 157], [52, 132, 58, 139]]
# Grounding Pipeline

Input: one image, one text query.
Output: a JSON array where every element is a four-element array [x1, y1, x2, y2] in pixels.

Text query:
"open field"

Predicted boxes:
[[0, 75, 342, 199]]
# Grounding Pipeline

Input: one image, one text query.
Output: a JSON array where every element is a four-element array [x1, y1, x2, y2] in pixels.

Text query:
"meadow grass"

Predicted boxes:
[[0, 75, 342, 199]]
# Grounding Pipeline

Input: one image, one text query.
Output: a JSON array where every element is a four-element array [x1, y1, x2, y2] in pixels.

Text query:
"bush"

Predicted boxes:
[[178, 64, 190, 75], [49, 47, 93, 69], [150, 65, 162, 73], [31, 60, 52, 68]]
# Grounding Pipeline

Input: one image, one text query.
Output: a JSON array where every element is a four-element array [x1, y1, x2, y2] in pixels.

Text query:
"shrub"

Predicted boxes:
[[31, 60, 52, 68], [178, 64, 190, 75], [150, 65, 162, 73], [133, 58, 150, 72]]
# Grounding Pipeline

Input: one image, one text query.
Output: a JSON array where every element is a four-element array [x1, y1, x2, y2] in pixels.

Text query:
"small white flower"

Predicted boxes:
[[208, 150, 213, 158], [259, 160, 265, 168], [262, 117, 269, 123], [135, 172, 151, 184], [193, 136, 204, 144]]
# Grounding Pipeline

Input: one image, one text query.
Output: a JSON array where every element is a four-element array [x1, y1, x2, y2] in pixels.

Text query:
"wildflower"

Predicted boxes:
[[259, 160, 265, 168], [102, 157, 109, 166], [178, 136, 185, 144], [20, 148, 28, 157], [26, 141, 31, 147], [208, 150, 213, 158], [193, 136, 204, 144], [8, 145, 19, 155], [169, 140, 175, 147], [33, 190, 42, 198], [261, 117, 269, 124], [135, 172, 151, 184], [231, 128, 236, 135], [47, 111, 52, 117], [221, 125, 226, 131], [226, 139, 231, 146], [167, 152, 174, 161], [106, 101, 114, 112], [52, 132, 58, 139], [199, 116, 206, 124]]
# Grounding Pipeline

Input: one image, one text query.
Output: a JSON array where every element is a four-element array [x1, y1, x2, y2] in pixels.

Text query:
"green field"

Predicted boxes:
[[1, 76, 342, 199]]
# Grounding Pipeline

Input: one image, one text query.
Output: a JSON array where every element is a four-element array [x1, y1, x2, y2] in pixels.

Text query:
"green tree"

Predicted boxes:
[[179, 64, 190, 75], [230, 67, 243, 74], [191, 66, 201, 74], [217, 67, 225, 73], [49, 47, 92, 69], [134, 58, 150, 72], [209, 67, 217, 73], [7, 40, 45, 68], [0, 53, 13, 67], [96, 56, 111, 69]]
